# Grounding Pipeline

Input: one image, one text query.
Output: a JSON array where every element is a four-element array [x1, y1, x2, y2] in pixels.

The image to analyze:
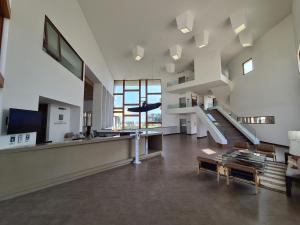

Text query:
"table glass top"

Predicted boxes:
[[222, 150, 266, 171]]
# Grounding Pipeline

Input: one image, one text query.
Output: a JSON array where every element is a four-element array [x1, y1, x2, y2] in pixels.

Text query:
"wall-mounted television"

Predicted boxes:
[[7, 108, 43, 135]]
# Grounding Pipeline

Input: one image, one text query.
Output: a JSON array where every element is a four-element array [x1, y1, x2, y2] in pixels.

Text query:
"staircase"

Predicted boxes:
[[207, 109, 250, 147]]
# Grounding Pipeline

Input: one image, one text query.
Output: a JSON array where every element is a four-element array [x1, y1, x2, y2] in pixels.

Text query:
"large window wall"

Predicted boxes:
[[113, 80, 162, 129]]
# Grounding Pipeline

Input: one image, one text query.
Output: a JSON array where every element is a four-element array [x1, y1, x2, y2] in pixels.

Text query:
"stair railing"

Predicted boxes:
[[209, 104, 257, 140]]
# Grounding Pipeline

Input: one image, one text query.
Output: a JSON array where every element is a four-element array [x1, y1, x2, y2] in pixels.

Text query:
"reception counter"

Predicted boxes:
[[0, 131, 163, 201]]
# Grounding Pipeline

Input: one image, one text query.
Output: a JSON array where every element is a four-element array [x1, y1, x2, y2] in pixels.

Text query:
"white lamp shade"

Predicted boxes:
[[170, 45, 182, 61], [288, 131, 300, 156], [195, 30, 209, 48], [166, 63, 175, 73], [176, 11, 194, 34], [230, 10, 247, 34], [239, 30, 253, 47], [132, 45, 144, 61]]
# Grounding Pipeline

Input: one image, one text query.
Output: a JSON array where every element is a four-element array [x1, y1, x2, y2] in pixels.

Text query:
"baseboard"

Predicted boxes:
[[197, 136, 208, 139], [260, 141, 289, 149], [0, 153, 162, 202], [163, 133, 180, 136]]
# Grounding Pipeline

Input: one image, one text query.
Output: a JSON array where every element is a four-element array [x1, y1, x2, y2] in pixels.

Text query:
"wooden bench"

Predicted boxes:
[[224, 163, 259, 194], [197, 156, 220, 182], [256, 143, 276, 161]]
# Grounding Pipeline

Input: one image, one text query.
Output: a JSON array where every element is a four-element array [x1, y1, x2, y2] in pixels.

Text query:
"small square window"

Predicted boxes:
[[243, 59, 253, 75]]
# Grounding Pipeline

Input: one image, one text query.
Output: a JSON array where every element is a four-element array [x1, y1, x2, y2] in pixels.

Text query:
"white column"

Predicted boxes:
[[92, 83, 103, 131]]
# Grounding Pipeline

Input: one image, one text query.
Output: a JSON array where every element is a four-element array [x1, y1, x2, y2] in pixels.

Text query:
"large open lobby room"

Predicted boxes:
[[0, 0, 300, 224]]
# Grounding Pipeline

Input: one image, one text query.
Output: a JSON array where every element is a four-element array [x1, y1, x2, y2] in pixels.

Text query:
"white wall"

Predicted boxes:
[[293, 0, 300, 45], [46, 104, 71, 142], [0, 0, 114, 137], [194, 51, 222, 83], [161, 76, 180, 128], [228, 15, 300, 146]]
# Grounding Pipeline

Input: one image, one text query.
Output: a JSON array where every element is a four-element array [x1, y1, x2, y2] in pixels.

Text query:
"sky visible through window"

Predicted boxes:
[[243, 59, 253, 75]]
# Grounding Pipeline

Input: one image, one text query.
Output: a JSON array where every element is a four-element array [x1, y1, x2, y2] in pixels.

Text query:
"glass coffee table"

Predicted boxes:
[[221, 150, 267, 172]]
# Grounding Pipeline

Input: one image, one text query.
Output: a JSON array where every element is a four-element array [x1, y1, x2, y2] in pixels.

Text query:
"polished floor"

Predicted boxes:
[[0, 134, 299, 225]]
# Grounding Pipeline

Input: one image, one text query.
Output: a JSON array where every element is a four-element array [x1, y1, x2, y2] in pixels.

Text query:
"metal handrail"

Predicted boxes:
[[211, 104, 257, 138]]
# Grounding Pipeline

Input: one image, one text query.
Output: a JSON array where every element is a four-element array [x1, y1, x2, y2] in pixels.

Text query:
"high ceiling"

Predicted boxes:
[[78, 0, 292, 80]]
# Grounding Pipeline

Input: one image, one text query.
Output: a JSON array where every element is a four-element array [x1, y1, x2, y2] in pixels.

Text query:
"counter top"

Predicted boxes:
[[0, 131, 162, 154]]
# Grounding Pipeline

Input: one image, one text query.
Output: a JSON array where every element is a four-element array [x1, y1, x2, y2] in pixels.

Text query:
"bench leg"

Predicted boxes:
[[286, 176, 292, 197], [225, 169, 230, 185], [255, 175, 259, 194], [217, 167, 220, 184], [197, 164, 200, 175]]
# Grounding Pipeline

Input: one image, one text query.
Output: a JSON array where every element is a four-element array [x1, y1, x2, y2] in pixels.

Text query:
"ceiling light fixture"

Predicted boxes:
[[239, 30, 253, 47], [132, 45, 144, 61], [166, 63, 175, 73], [170, 45, 182, 61], [176, 11, 194, 34], [230, 10, 247, 34], [195, 30, 209, 48]]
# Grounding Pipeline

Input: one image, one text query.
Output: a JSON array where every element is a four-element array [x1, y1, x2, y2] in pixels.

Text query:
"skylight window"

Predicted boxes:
[[243, 58, 253, 75]]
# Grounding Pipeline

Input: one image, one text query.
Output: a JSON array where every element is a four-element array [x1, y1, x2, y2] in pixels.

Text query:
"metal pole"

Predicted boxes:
[[133, 130, 141, 164]]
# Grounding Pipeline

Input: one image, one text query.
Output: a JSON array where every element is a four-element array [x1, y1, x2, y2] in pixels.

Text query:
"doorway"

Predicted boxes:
[[37, 104, 48, 144], [180, 118, 187, 134]]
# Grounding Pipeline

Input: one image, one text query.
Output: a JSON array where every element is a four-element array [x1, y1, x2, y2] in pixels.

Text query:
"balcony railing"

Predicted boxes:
[[167, 74, 195, 87], [167, 102, 196, 109]]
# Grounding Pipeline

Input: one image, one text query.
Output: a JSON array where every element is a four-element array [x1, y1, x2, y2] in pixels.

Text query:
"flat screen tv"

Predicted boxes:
[[7, 108, 43, 135]]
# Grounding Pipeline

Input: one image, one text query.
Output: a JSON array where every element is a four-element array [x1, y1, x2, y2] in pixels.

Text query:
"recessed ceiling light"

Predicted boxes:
[[239, 30, 253, 47], [170, 45, 182, 61], [230, 10, 247, 34], [132, 45, 144, 61], [195, 30, 209, 48], [176, 11, 194, 34]]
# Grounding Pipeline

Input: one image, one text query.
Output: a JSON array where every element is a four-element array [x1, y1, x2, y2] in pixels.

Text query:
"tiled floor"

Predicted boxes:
[[0, 134, 299, 225]]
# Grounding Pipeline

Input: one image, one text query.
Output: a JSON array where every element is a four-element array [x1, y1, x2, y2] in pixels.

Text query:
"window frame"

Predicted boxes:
[[113, 79, 162, 129], [242, 58, 253, 75], [43, 16, 84, 81]]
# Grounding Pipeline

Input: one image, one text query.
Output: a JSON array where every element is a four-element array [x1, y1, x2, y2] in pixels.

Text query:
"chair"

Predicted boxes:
[[197, 156, 220, 183], [234, 141, 250, 150], [256, 143, 276, 161], [224, 163, 259, 194]]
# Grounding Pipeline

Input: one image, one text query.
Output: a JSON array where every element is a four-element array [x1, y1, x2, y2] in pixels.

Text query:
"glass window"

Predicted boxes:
[[148, 108, 162, 123], [148, 80, 161, 93], [141, 80, 146, 98], [114, 81, 123, 93], [113, 113, 123, 130], [60, 38, 83, 79], [114, 95, 123, 108], [124, 116, 139, 129], [243, 59, 253, 75], [125, 92, 139, 104], [141, 112, 146, 128], [125, 80, 139, 90], [45, 22, 59, 59], [113, 80, 161, 129], [124, 106, 139, 116], [148, 123, 161, 128], [43, 16, 83, 80], [148, 94, 161, 104]]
